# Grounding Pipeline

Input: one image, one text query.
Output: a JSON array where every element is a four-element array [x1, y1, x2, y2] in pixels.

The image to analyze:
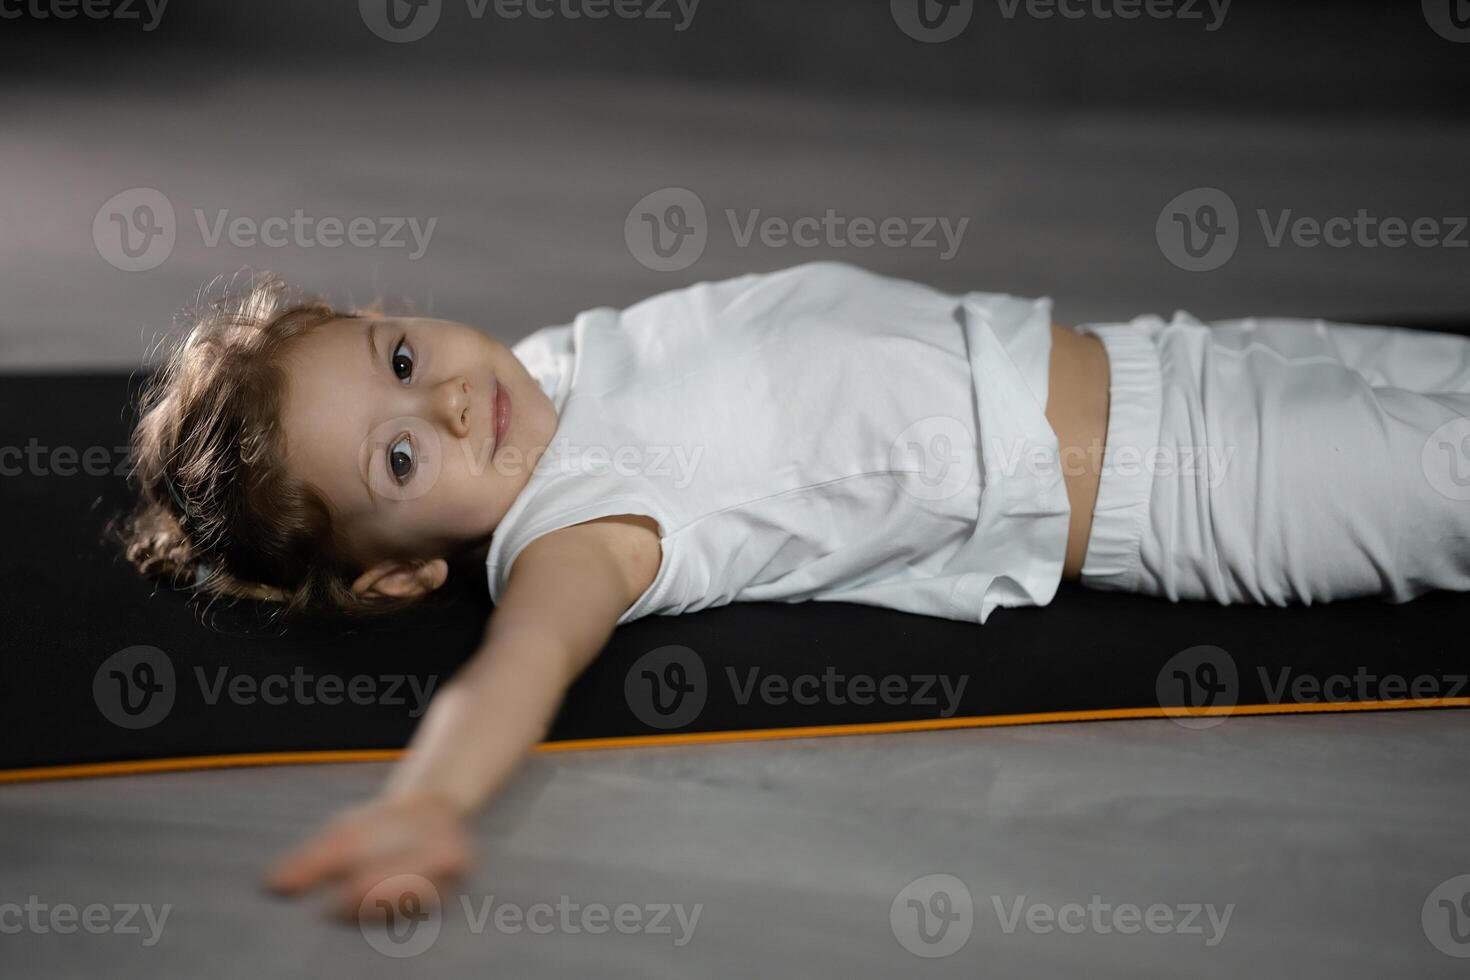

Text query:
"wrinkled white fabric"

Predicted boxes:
[[487, 262, 1072, 625], [1080, 313, 1470, 606]]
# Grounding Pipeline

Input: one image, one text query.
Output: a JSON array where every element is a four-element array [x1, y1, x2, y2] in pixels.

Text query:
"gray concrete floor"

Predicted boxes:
[[4, 711, 1469, 978]]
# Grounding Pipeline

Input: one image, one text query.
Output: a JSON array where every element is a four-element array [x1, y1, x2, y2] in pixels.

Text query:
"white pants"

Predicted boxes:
[[1077, 312, 1470, 607]]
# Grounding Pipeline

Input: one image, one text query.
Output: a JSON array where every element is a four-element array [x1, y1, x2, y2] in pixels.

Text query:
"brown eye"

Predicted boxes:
[[391, 337, 414, 382], [387, 434, 415, 484]]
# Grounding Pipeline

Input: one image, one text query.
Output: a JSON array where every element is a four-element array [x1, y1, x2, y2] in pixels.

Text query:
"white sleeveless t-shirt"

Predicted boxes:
[[486, 262, 1070, 625]]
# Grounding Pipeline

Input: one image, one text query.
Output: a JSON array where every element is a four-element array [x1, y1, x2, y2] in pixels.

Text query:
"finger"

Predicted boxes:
[[265, 825, 361, 895]]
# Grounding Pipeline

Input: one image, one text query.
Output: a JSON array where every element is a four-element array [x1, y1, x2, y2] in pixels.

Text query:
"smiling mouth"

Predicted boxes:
[[493, 380, 512, 452]]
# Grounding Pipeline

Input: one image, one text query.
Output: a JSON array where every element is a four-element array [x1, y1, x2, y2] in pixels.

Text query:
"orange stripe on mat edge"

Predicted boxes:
[[3, 697, 1467, 785]]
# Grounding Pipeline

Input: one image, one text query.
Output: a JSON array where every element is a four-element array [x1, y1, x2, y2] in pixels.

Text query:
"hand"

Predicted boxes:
[[265, 790, 473, 920]]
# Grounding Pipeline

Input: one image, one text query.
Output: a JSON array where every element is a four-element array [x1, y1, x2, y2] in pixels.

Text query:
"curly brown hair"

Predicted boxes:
[[120, 274, 405, 614]]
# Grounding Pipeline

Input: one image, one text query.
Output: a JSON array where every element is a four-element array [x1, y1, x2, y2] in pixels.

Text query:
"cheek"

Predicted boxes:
[[438, 444, 515, 523], [488, 442, 533, 484], [428, 406, 547, 537]]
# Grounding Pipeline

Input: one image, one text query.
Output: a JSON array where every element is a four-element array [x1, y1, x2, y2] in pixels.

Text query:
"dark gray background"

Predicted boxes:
[[4, 0, 1467, 118], [2, 0, 1467, 368]]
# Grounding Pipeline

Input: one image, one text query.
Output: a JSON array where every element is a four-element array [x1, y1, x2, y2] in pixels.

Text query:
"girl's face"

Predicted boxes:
[[279, 315, 557, 575]]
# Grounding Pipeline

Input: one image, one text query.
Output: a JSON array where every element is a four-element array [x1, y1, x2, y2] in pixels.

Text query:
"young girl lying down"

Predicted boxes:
[[123, 261, 1470, 915]]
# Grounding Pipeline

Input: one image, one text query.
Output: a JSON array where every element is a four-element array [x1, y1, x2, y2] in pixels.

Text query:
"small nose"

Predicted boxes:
[[429, 377, 471, 438]]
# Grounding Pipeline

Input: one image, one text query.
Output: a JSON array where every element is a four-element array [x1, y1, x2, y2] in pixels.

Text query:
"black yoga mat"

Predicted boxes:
[[4, 323, 1469, 780]]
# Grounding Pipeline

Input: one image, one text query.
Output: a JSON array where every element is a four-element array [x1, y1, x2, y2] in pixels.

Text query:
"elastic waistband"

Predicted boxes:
[[1074, 320, 1164, 592]]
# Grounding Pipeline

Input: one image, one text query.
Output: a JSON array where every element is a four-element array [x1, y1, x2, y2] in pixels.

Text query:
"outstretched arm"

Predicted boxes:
[[265, 514, 662, 917]]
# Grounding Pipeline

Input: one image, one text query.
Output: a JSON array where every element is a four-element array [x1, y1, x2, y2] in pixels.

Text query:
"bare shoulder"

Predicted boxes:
[[517, 514, 663, 602]]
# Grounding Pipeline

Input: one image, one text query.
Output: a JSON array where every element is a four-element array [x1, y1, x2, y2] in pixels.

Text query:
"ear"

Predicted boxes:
[[350, 558, 449, 600]]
